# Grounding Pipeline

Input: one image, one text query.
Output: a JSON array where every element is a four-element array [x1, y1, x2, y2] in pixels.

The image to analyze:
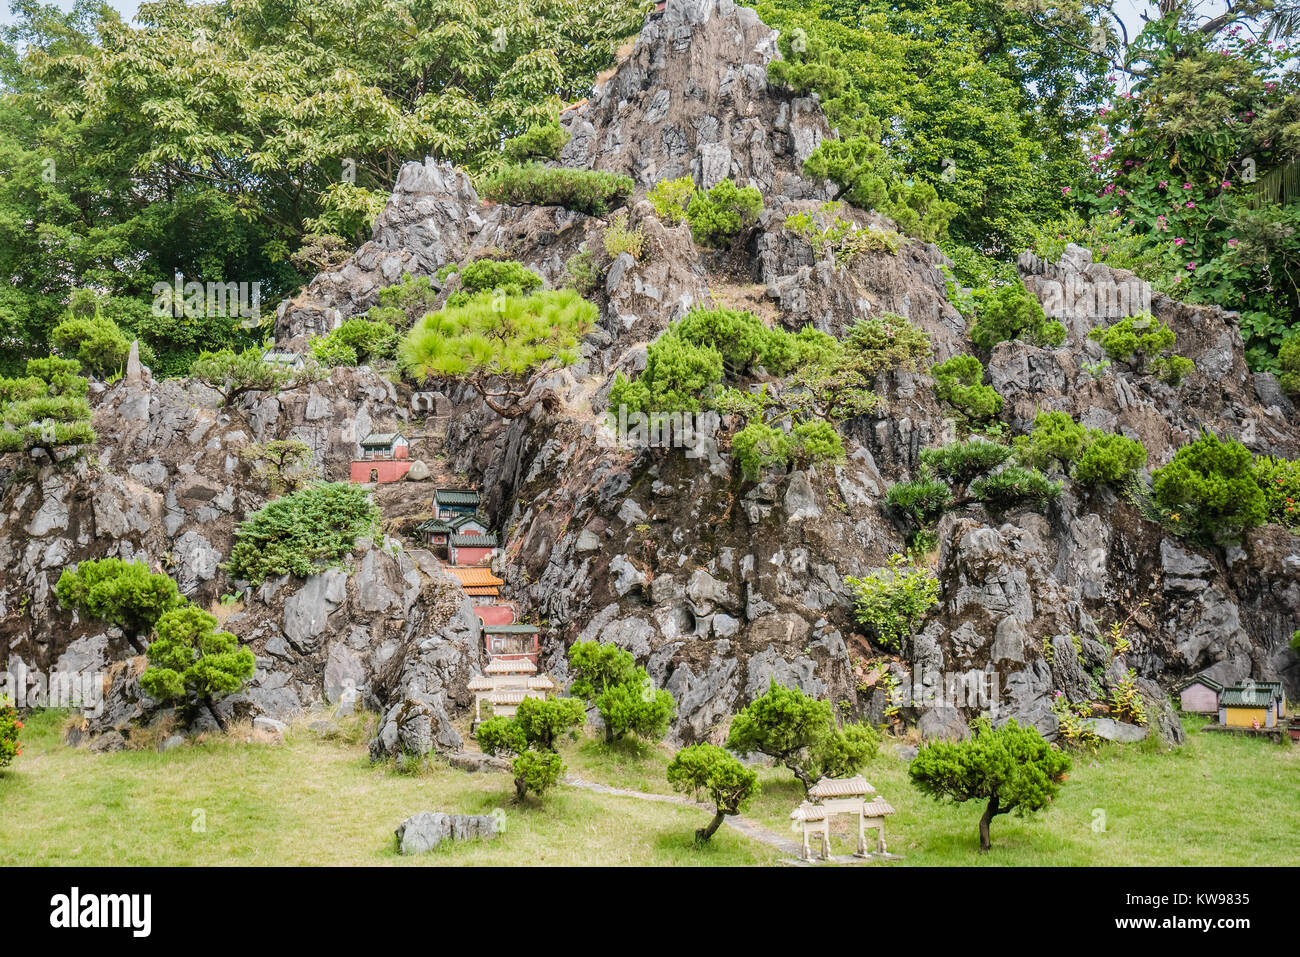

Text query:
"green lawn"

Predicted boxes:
[[2, 711, 1294, 866]]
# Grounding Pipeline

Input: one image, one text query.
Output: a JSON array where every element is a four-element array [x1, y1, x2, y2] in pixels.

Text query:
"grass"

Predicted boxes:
[[0, 710, 773, 866], [2, 712, 1294, 866]]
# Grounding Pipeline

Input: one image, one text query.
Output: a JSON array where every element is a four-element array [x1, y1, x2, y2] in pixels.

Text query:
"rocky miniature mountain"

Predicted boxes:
[[3, 0, 1298, 752]]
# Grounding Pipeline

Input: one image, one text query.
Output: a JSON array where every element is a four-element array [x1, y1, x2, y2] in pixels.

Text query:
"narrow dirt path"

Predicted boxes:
[[563, 775, 803, 857]]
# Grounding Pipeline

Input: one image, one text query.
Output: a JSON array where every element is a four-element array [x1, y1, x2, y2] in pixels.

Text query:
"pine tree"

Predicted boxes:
[[0, 357, 96, 461]]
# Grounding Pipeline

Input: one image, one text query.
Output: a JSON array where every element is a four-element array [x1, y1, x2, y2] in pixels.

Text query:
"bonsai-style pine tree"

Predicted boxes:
[[190, 344, 318, 407], [725, 678, 878, 793], [476, 695, 585, 801], [55, 558, 184, 645], [567, 640, 676, 744], [908, 717, 1070, 852], [139, 606, 255, 730], [666, 743, 759, 844], [0, 357, 96, 461], [398, 288, 596, 418]]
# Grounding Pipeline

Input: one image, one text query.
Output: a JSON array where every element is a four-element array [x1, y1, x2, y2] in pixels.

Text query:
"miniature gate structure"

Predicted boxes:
[[468, 657, 555, 725], [790, 776, 896, 861]]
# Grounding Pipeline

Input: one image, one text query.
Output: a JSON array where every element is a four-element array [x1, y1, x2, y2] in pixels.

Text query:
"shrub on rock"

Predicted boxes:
[[1152, 431, 1266, 540], [55, 558, 183, 638]]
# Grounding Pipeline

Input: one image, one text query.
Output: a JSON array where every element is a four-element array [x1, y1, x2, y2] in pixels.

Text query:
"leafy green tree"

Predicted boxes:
[[909, 717, 1070, 852], [1014, 411, 1087, 471], [1254, 454, 1300, 530], [567, 641, 675, 744], [608, 330, 724, 416], [139, 606, 255, 729], [503, 120, 569, 164], [970, 281, 1065, 351], [1152, 431, 1267, 541], [308, 317, 398, 367], [920, 438, 1013, 484], [725, 678, 878, 793], [675, 308, 784, 376], [191, 346, 317, 407], [477, 695, 585, 801], [226, 482, 381, 584], [731, 421, 791, 481], [1279, 336, 1300, 396], [55, 558, 183, 640], [666, 743, 759, 843], [0, 356, 96, 460], [399, 289, 595, 417], [49, 298, 134, 379], [846, 553, 940, 651], [931, 354, 1003, 423], [685, 180, 764, 247], [480, 164, 634, 216], [448, 260, 543, 302]]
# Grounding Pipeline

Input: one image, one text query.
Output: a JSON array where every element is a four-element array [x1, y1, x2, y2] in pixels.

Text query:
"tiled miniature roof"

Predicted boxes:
[[448, 513, 486, 530], [485, 658, 538, 675], [467, 676, 494, 691], [451, 534, 499, 547], [360, 432, 405, 447], [462, 586, 500, 596], [808, 775, 876, 799], [435, 488, 480, 506], [483, 624, 539, 635], [415, 519, 453, 535], [262, 350, 303, 364], [861, 798, 896, 816], [1174, 673, 1224, 693], [1221, 685, 1277, 708], [790, 804, 827, 821], [528, 676, 555, 690], [488, 690, 529, 705], [446, 567, 504, 587]]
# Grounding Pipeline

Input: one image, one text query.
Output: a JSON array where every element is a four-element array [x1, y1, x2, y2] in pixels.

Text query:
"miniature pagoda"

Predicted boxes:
[[790, 775, 896, 862]]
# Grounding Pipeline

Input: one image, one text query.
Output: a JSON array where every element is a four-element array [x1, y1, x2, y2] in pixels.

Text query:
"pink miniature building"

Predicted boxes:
[[349, 433, 410, 484]]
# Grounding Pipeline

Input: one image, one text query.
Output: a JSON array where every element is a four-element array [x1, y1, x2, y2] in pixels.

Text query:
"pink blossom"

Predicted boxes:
[[1227, 238, 1240, 247], [1185, 200, 1195, 208], [1221, 180, 1231, 189], [1183, 183, 1193, 190], [1173, 237, 1186, 246], [1159, 180, 1169, 189], [1061, 186, 1072, 195], [1186, 262, 1196, 270]]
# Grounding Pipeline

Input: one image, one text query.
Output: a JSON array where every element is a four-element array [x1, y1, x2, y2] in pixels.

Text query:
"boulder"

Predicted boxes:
[[395, 811, 501, 855]]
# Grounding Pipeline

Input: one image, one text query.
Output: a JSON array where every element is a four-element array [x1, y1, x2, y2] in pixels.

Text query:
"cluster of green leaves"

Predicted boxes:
[[666, 743, 759, 844], [885, 477, 953, 527], [139, 606, 255, 711], [399, 289, 595, 417], [1109, 668, 1148, 726], [480, 164, 634, 216], [563, 250, 603, 297], [731, 419, 846, 481], [0, 356, 96, 459], [1014, 411, 1148, 487], [1254, 455, 1300, 530], [55, 558, 183, 636], [930, 354, 1003, 423], [502, 120, 569, 164], [1151, 431, 1266, 542], [1089, 15, 1300, 373], [920, 438, 1014, 484], [647, 176, 695, 226], [601, 211, 647, 262], [567, 641, 676, 745], [968, 466, 1062, 512], [969, 280, 1065, 351], [783, 201, 902, 266], [0, 0, 642, 372], [725, 678, 879, 794], [477, 695, 585, 801], [909, 716, 1070, 852], [49, 291, 142, 378], [845, 553, 940, 651], [685, 180, 765, 248], [674, 308, 799, 377], [363, 275, 443, 331], [1088, 313, 1194, 386], [1280, 337, 1300, 396], [309, 318, 399, 367], [609, 328, 724, 416], [444, 259, 543, 307], [0, 696, 21, 769], [760, 0, 1101, 249], [190, 345, 319, 406], [225, 482, 382, 584]]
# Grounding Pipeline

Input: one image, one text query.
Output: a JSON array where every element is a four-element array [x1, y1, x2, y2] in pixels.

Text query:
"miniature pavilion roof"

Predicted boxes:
[[1174, 673, 1224, 693], [446, 567, 504, 587], [463, 586, 500, 596], [482, 624, 539, 634], [448, 513, 485, 529], [485, 658, 537, 675], [467, 676, 494, 691], [790, 803, 827, 822], [808, 775, 876, 799], [450, 533, 499, 547], [415, 518, 453, 535], [360, 432, 405, 448], [436, 488, 481, 506], [1221, 685, 1278, 708], [861, 798, 896, 817]]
